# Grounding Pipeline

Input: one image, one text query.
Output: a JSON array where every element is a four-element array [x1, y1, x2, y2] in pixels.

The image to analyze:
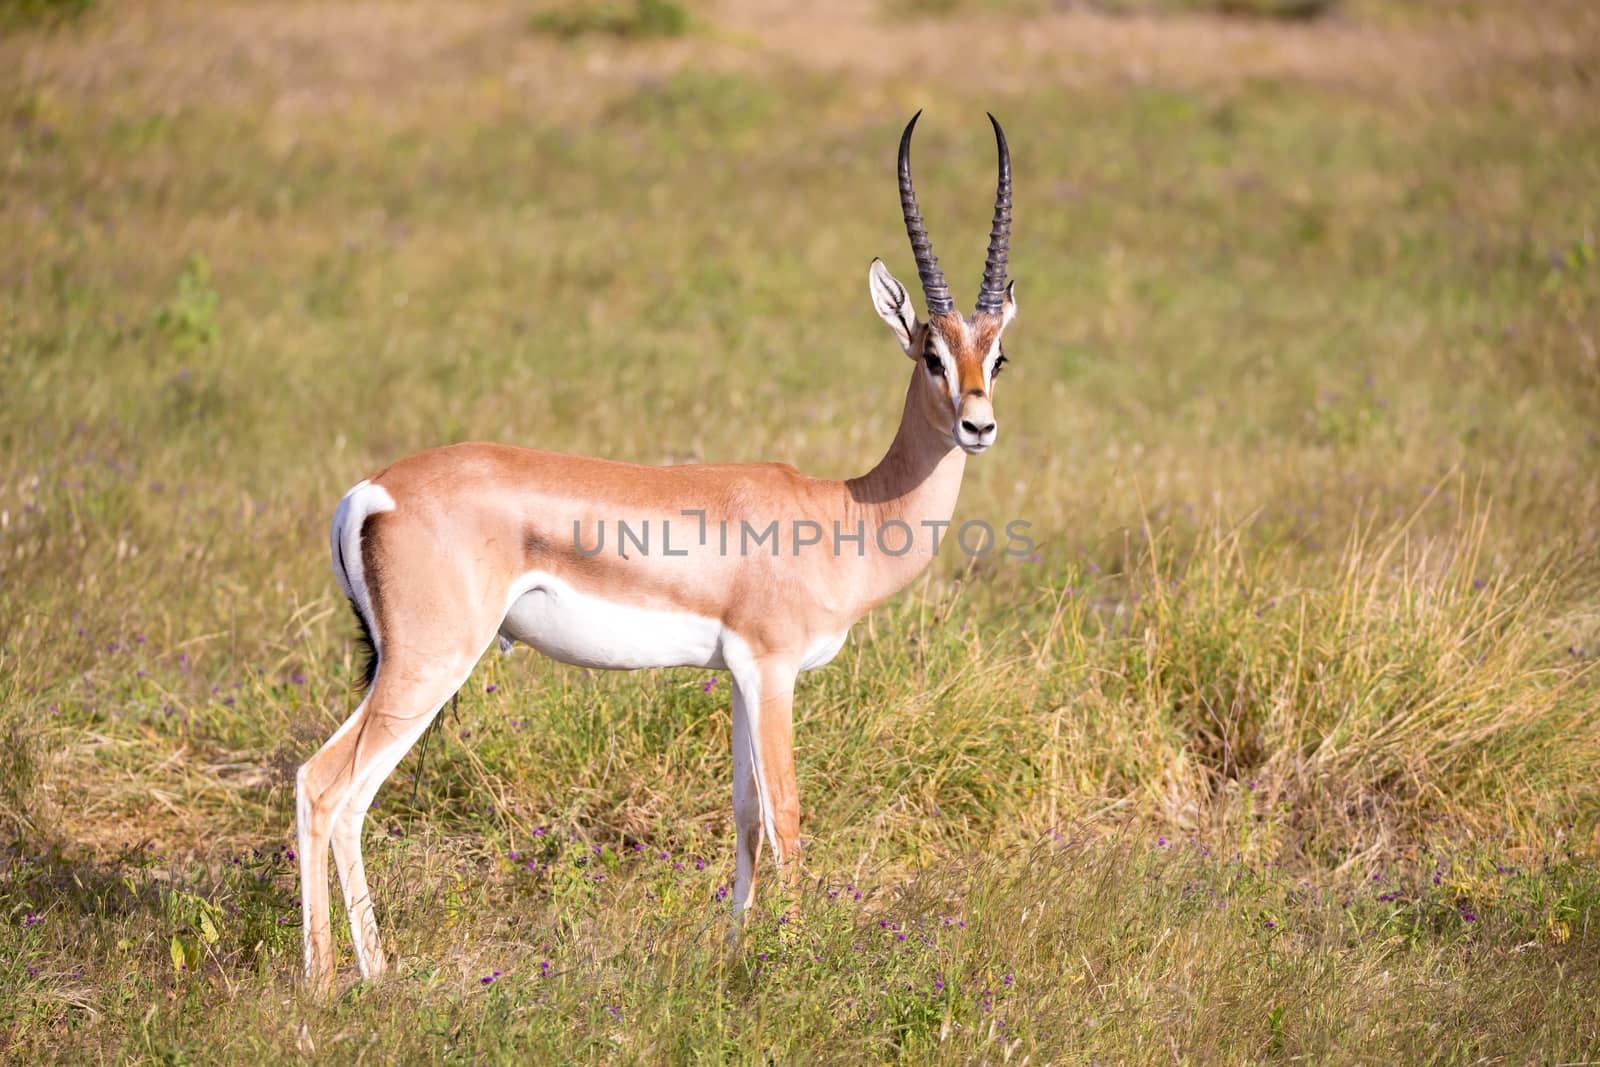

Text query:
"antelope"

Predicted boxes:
[[296, 111, 1019, 990]]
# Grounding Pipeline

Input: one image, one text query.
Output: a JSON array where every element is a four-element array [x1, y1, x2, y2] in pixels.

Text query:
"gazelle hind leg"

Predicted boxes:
[[328, 681, 462, 980], [297, 696, 369, 991], [298, 655, 479, 989]]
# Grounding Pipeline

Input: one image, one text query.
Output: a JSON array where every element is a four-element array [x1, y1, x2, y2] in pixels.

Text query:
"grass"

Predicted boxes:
[[0, 0, 92, 34], [893, 0, 1338, 18], [531, 0, 690, 40], [2, 0, 1599, 1060]]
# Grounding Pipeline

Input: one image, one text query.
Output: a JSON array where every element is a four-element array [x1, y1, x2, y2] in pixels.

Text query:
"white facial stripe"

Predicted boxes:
[[925, 336, 959, 404], [983, 341, 1005, 390]]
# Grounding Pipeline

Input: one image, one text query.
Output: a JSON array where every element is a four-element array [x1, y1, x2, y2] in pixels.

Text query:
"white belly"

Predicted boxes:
[[800, 630, 849, 671], [498, 572, 724, 671]]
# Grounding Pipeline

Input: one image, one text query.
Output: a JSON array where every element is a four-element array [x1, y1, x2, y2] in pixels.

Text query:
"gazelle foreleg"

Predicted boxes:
[[730, 682, 763, 915], [728, 649, 801, 924]]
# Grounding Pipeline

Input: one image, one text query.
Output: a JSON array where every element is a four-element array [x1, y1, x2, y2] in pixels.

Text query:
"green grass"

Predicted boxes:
[[2, 0, 1599, 1060], [531, 0, 690, 40], [892, 0, 1337, 17], [0, 0, 92, 34]]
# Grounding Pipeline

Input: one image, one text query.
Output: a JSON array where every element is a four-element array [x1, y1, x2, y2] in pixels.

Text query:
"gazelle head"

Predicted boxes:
[[869, 111, 1016, 456]]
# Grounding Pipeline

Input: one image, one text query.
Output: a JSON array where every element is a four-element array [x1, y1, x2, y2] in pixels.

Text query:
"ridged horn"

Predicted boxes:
[[898, 111, 953, 317], [975, 112, 1012, 315]]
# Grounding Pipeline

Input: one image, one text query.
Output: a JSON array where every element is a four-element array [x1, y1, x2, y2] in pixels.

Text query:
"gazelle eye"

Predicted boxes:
[[923, 348, 943, 375], [992, 352, 1008, 378]]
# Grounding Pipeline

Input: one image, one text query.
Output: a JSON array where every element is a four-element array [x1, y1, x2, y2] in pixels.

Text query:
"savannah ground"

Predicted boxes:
[[3, 0, 1600, 1061]]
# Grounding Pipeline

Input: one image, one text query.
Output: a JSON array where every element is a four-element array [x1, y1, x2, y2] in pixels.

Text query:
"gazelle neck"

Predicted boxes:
[[843, 372, 969, 601]]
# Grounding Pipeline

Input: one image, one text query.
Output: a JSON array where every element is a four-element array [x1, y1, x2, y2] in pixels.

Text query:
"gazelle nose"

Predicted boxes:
[[961, 418, 996, 437]]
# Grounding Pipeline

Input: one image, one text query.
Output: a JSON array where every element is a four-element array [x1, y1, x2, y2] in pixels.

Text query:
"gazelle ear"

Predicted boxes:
[[868, 258, 918, 356], [1000, 280, 1017, 327]]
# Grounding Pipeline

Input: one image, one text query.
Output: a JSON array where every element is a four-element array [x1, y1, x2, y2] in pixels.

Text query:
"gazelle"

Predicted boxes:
[[296, 112, 1019, 990]]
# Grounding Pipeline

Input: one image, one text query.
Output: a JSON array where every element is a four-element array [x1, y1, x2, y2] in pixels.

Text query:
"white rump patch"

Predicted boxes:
[[329, 479, 396, 649]]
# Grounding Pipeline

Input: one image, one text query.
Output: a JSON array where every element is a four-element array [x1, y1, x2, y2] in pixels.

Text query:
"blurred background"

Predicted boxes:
[[2, 0, 1599, 1059]]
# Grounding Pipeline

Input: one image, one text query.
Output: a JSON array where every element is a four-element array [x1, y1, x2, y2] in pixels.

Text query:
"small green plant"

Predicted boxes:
[[889, 0, 1333, 16], [887, 0, 1061, 15], [163, 886, 222, 976], [152, 254, 219, 353], [531, 0, 688, 40], [0, 0, 93, 33], [1088, 0, 1337, 17]]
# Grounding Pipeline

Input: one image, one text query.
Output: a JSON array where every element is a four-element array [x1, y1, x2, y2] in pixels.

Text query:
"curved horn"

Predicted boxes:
[[898, 111, 953, 317], [975, 112, 1012, 315]]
